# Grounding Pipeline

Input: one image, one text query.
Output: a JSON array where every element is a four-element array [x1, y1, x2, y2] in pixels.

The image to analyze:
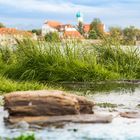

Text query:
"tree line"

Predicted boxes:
[[0, 22, 5, 28], [77, 18, 140, 45]]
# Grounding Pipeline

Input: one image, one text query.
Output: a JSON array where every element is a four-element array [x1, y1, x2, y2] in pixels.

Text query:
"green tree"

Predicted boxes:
[[89, 30, 98, 39], [123, 26, 137, 45], [0, 22, 5, 28], [77, 22, 84, 35], [89, 18, 104, 39], [135, 29, 140, 41], [45, 32, 60, 42], [31, 29, 41, 36], [109, 26, 123, 44], [109, 27, 122, 38]]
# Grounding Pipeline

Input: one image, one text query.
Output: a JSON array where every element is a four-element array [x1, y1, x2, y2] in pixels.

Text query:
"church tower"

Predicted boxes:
[[76, 11, 83, 24]]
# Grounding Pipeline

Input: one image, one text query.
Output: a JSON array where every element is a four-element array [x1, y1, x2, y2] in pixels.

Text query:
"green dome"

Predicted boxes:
[[76, 12, 82, 18]]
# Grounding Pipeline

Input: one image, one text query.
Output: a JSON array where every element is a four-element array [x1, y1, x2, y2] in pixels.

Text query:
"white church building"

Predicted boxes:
[[41, 12, 88, 39], [42, 20, 62, 36]]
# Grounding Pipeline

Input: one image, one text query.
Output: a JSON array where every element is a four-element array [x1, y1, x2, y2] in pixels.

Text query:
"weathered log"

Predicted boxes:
[[66, 94, 94, 114], [6, 114, 113, 125], [4, 90, 94, 116]]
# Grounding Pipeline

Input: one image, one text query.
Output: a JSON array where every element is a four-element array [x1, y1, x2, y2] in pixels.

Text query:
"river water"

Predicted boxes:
[[0, 83, 140, 140]]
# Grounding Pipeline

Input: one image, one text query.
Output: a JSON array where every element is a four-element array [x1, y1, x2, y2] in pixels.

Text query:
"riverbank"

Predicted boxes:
[[0, 39, 140, 139], [0, 83, 140, 140]]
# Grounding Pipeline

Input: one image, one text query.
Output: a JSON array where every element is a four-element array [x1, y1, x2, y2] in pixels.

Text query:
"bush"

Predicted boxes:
[[45, 32, 60, 42], [31, 29, 41, 36], [14, 134, 35, 140], [0, 22, 5, 28]]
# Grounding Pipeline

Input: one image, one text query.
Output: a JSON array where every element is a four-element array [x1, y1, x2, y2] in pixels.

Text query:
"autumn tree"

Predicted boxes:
[[89, 18, 104, 39]]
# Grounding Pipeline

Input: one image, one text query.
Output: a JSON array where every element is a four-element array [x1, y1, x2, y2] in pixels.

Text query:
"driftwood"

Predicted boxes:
[[6, 114, 113, 125], [4, 90, 94, 116]]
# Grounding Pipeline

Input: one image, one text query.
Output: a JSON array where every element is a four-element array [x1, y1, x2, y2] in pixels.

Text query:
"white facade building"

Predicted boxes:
[[41, 20, 83, 39], [42, 20, 62, 36]]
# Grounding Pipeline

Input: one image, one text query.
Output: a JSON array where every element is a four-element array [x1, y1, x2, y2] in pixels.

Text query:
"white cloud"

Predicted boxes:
[[0, 0, 120, 14], [0, 0, 139, 16], [0, 0, 140, 28]]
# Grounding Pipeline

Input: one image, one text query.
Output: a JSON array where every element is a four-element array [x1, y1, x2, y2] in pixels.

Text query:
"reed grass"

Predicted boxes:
[[0, 39, 140, 86], [0, 76, 49, 94], [14, 134, 35, 140]]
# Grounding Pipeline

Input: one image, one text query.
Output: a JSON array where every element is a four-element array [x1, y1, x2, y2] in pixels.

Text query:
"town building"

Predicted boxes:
[[58, 24, 83, 39], [42, 12, 108, 39], [42, 20, 62, 36], [63, 27, 83, 39], [42, 20, 84, 39], [0, 28, 32, 46]]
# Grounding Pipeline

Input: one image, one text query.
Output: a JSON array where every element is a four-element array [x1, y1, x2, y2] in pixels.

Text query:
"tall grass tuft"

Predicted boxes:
[[0, 76, 49, 94], [0, 39, 140, 84], [14, 134, 35, 140], [94, 38, 140, 79]]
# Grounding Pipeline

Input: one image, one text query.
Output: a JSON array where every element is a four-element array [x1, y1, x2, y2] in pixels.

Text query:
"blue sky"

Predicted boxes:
[[0, 0, 140, 30]]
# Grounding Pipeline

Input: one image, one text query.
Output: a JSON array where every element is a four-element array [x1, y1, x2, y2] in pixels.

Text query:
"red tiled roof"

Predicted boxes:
[[83, 24, 90, 33], [58, 24, 73, 28], [0, 28, 32, 36], [83, 23, 105, 33], [45, 21, 62, 28], [64, 30, 84, 39]]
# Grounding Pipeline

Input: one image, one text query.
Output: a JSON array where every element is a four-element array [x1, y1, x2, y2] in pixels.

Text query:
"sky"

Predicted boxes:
[[0, 0, 140, 30]]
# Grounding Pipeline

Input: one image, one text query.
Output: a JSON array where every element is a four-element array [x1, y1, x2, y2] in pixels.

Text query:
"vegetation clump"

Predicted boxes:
[[96, 102, 118, 108], [45, 32, 60, 42], [0, 22, 5, 28], [108, 25, 140, 45], [0, 134, 36, 140], [13, 134, 35, 140], [0, 76, 48, 94], [0, 38, 140, 93], [89, 18, 104, 39]]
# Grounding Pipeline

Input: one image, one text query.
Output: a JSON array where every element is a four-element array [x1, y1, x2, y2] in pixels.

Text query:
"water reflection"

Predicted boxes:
[[60, 81, 140, 94]]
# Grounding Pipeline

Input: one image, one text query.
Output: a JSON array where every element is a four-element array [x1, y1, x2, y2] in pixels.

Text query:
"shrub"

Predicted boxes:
[[14, 134, 35, 140], [45, 32, 60, 42]]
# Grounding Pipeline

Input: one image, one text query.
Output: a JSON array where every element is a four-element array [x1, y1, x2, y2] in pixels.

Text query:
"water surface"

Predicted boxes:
[[0, 83, 140, 140]]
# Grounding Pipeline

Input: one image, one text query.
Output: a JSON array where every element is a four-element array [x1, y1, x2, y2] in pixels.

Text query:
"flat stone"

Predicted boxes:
[[120, 111, 140, 119], [6, 113, 113, 126]]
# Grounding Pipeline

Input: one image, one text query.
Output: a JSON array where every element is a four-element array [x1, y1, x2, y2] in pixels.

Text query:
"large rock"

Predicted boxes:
[[4, 90, 94, 116]]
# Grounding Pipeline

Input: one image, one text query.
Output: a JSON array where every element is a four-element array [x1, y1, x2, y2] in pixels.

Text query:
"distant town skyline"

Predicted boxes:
[[0, 0, 140, 30]]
